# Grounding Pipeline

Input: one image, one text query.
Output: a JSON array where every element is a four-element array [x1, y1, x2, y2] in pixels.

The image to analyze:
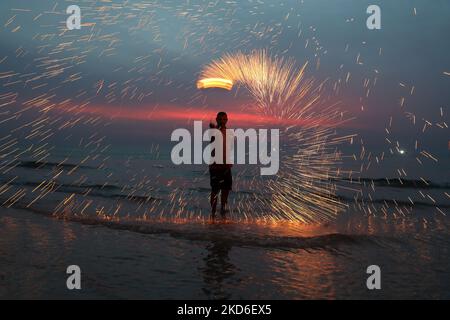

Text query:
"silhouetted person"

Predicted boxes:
[[209, 112, 232, 220]]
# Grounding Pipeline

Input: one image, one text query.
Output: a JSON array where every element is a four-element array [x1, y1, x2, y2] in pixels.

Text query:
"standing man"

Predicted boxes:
[[209, 112, 233, 220]]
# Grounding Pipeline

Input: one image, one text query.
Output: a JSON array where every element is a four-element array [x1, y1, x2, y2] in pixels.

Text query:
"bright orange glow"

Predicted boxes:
[[196, 78, 233, 90]]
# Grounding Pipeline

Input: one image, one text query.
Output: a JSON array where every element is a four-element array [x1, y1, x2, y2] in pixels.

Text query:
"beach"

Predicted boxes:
[[1, 203, 449, 299]]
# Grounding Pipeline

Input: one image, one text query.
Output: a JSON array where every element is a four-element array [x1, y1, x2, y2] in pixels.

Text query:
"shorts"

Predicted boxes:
[[209, 166, 232, 192]]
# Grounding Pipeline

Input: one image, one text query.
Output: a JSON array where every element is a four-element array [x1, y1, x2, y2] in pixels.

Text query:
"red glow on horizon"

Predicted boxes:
[[70, 104, 346, 127]]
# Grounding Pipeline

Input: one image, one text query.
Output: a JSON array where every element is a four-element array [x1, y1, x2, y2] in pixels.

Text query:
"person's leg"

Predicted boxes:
[[210, 190, 219, 218], [220, 168, 232, 217], [219, 168, 232, 217], [209, 166, 219, 219], [220, 189, 229, 217]]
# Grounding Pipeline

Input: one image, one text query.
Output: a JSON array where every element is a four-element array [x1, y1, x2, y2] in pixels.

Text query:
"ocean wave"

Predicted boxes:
[[337, 195, 450, 209], [2, 176, 448, 209], [1, 180, 162, 203], [341, 178, 450, 189], [16, 160, 95, 170], [11, 204, 383, 251]]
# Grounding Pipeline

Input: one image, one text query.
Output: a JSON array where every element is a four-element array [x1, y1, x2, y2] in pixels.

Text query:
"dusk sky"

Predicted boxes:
[[1, 0, 449, 152], [1, 1, 450, 301]]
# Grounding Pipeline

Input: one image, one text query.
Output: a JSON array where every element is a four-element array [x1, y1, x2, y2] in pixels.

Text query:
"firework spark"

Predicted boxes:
[[196, 78, 233, 90], [198, 50, 353, 223]]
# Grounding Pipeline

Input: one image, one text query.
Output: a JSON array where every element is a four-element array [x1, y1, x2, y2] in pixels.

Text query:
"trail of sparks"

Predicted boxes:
[[198, 50, 353, 223]]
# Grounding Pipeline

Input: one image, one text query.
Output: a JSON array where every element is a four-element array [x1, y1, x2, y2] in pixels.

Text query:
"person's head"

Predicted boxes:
[[216, 111, 228, 128]]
